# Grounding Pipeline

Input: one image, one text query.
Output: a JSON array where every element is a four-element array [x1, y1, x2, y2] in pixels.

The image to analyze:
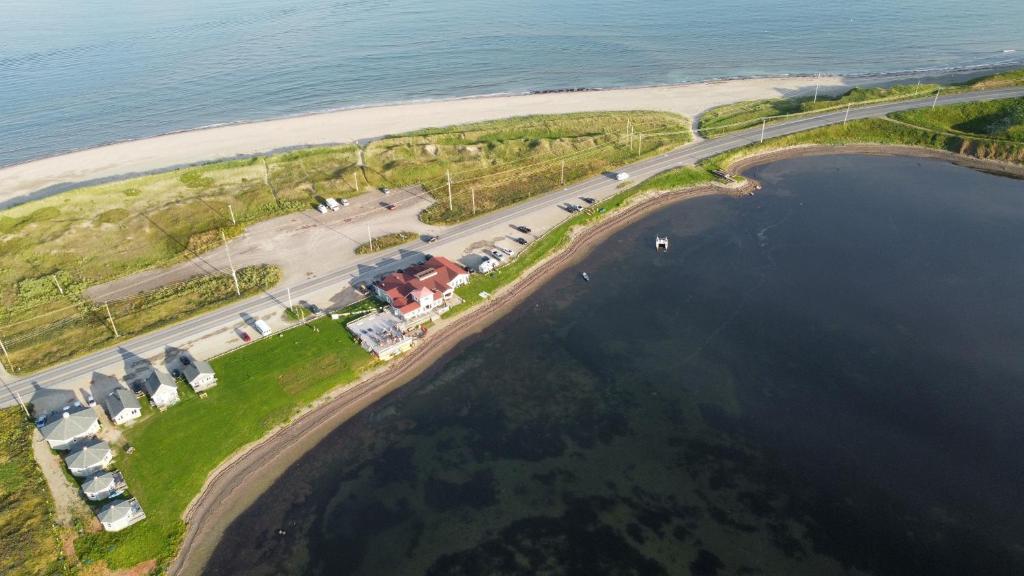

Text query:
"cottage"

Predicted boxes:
[[373, 256, 470, 322], [105, 388, 141, 425], [39, 408, 100, 450], [81, 470, 126, 501], [183, 359, 217, 392], [142, 369, 179, 408], [65, 441, 113, 477], [97, 498, 146, 532]]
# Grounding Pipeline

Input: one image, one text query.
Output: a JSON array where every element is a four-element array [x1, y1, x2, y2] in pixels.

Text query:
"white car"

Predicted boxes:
[[341, 198, 350, 206], [490, 249, 505, 261], [616, 172, 630, 181], [498, 246, 514, 256], [325, 198, 341, 211], [316, 204, 328, 214]]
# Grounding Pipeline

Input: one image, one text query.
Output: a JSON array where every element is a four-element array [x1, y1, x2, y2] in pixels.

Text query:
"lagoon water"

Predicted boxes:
[[3, 0, 1024, 166], [206, 154, 1024, 575]]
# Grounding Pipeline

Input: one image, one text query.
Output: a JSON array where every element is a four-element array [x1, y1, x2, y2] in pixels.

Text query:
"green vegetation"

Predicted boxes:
[[354, 231, 417, 254], [0, 408, 66, 575], [75, 309, 377, 571], [6, 264, 281, 373], [891, 98, 1024, 142], [1, 111, 688, 373], [698, 68, 1024, 137]]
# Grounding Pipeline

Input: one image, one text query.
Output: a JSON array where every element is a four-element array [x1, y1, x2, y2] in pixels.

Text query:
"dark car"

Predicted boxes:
[[514, 237, 528, 245], [386, 203, 397, 211], [307, 303, 322, 315], [240, 331, 252, 343], [515, 225, 532, 233], [581, 197, 596, 204]]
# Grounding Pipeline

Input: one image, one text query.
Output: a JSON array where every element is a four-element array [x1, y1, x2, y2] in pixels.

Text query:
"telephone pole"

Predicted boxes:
[[637, 133, 643, 156], [760, 119, 766, 143], [228, 204, 236, 225], [353, 172, 360, 193], [221, 230, 241, 296], [471, 188, 477, 215], [932, 88, 941, 109], [104, 302, 120, 338], [813, 74, 820, 103], [560, 160, 565, 185], [15, 390, 30, 418], [51, 274, 64, 295], [0, 337, 14, 373], [367, 224, 373, 252], [843, 103, 851, 126], [287, 287, 293, 311], [446, 170, 453, 211]]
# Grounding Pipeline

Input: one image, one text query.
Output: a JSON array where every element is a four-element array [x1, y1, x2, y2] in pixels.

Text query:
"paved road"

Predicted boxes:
[[4, 86, 1024, 408]]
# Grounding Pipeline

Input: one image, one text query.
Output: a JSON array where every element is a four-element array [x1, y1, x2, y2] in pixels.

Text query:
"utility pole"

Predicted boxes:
[[367, 224, 373, 252], [637, 133, 643, 156], [353, 173, 360, 193], [471, 188, 477, 215], [51, 274, 64, 295], [221, 230, 241, 296], [228, 204, 236, 225], [932, 88, 941, 109], [560, 160, 565, 185], [843, 103, 851, 126], [446, 170, 453, 211], [813, 73, 820, 103], [104, 302, 120, 338], [760, 119, 766, 143], [0, 337, 14, 373], [15, 391, 29, 418], [287, 287, 293, 311]]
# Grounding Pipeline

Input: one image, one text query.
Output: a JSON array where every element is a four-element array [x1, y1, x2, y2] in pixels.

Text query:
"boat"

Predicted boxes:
[[655, 236, 669, 252], [581, 272, 590, 282]]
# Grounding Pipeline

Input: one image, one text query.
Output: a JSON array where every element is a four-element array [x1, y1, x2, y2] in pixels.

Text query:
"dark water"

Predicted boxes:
[[4, 0, 1024, 166], [207, 155, 1024, 576]]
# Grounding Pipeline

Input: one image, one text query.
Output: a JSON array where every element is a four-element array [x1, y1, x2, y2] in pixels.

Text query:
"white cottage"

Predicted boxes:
[[105, 388, 141, 425], [39, 408, 100, 450], [97, 498, 146, 532], [142, 369, 179, 408], [65, 441, 113, 477], [183, 358, 217, 392], [81, 470, 126, 501]]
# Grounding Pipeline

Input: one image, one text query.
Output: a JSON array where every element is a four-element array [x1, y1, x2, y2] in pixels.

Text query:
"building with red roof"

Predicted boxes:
[[373, 256, 470, 321]]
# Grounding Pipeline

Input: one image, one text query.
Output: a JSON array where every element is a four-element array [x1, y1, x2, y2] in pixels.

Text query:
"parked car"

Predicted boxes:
[[515, 225, 531, 233], [316, 204, 328, 214], [254, 319, 272, 337], [180, 355, 191, 366], [381, 187, 391, 195], [171, 369, 182, 379], [514, 237, 528, 245], [240, 331, 252, 343], [307, 303, 322, 315], [355, 283, 369, 296], [498, 246, 514, 256], [341, 198, 350, 206], [86, 393, 96, 407], [491, 249, 505, 261], [35, 416, 47, 428], [325, 198, 341, 211], [581, 197, 596, 204], [385, 203, 397, 210]]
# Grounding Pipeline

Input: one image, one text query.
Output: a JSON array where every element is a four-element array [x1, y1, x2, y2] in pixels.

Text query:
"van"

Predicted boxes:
[[254, 319, 272, 337], [325, 198, 341, 211]]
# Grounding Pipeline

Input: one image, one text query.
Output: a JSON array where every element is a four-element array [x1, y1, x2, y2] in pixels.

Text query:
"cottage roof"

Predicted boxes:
[[66, 441, 111, 470], [142, 370, 175, 396], [40, 408, 97, 443], [97, 499, 141, 524], [82, 471, 116, 493], [106, 388, 140, 415], [182, 359, 214, 382]]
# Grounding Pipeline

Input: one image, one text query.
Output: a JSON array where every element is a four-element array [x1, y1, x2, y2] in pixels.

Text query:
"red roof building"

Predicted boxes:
[[373, 256, 470, 321]]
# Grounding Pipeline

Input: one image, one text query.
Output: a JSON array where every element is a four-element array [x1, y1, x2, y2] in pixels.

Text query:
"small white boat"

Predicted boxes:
[[655, 236, 669, 252], [581, 272, 590, 282]]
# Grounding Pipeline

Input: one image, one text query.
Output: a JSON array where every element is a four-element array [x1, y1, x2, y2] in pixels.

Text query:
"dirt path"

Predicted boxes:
[[31, 430, 92, 527]]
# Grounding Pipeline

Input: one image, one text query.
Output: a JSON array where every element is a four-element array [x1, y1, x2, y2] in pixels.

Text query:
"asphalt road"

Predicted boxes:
[[4, 86, 1024, 408]]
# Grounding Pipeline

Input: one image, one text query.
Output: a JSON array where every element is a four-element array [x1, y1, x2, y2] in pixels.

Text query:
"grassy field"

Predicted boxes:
[[891, 98, 1024, 142], [0, 408, 66, 575], [354, 231, 417, 254], [74, 310, 377, 571], [1, 111, 688, 373], [5, 264, 280, 374], [698, 68, 1024, 137]]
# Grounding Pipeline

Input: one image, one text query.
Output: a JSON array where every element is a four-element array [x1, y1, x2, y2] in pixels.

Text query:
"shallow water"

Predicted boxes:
[[3, 0, 1024, 166], [206, 154, 1024, 575]]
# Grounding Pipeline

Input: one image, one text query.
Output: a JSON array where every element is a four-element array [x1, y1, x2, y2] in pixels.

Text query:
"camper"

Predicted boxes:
[[253, 319, 272, 337]]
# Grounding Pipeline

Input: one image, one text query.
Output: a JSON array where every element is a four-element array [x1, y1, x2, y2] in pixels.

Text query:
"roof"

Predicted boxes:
[[82, 471, 116, 493], [182, 359, 214, 382], [66, 441, 111, 470], [375, 256, 467, 311], [40, 408, 97, 443], [142, 370, 176, 396], [97, 499, 141, 524], [106, 388, 140, 415]]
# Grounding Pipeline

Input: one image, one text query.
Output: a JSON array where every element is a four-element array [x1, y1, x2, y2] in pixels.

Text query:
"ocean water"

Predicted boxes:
[[205, 155, 1024, 575], [2, 0, 1023, 167]]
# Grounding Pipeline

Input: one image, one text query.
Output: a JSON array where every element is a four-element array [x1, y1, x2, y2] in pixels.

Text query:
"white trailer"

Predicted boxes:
[[253, 319, 272, 337]]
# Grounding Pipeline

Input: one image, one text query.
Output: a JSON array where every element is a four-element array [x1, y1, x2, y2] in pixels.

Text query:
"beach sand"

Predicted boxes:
[[0, 75, 855, 204]]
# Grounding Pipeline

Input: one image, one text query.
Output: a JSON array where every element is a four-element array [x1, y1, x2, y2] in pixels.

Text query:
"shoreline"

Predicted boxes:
[[170, 144, 1024, 575], [169, 179, 748, 576], [1, 65, 1012, 209]]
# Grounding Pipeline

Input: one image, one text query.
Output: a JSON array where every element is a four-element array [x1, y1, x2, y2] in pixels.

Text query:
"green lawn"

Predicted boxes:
[[74, 313, 376, 571], [0, 408, 66, 575], [698, 68, 1024, 137], [891, 98, 1024, 142], [354, 231, 417, 254]]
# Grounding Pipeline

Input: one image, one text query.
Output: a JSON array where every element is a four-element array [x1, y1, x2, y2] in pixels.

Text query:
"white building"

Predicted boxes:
[[373, 256, 470, 322], [97, 498, 146, 532], [81, 470, 126, 501], [142, 369, 179, 408], [105, 388, 141, 425], [183, 359, 217, 392], [39, 408, 100, 450], [65, 441, 113, 477]]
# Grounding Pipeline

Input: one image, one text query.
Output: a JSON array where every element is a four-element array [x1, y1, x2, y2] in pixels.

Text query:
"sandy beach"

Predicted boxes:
[[0, 75, 857, 205]]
